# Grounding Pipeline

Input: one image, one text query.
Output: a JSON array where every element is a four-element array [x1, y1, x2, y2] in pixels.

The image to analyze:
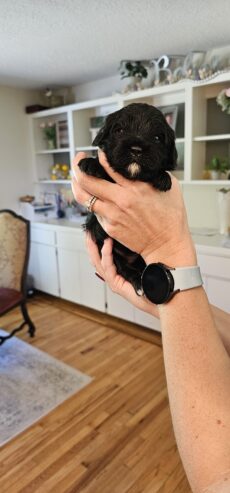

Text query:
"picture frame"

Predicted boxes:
[[160, 105, 178, 131]]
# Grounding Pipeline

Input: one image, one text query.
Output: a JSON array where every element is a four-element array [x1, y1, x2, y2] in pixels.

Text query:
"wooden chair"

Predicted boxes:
[[0, 209, 36, 345]]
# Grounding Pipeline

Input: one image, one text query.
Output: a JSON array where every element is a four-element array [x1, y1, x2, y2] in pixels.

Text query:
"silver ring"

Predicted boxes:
[[85, 195, 98, 213]]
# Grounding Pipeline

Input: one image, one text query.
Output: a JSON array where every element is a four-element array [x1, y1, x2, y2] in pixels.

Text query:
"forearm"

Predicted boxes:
[[159, 286, 230, 493]]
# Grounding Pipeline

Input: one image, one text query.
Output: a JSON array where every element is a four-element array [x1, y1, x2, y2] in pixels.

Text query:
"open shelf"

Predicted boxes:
[[194, 135, 230, 142], [36, 148, 71, 154], [36, 180, 72, 184], [75, 146, 98, 151], [184, 180, 230, 186]]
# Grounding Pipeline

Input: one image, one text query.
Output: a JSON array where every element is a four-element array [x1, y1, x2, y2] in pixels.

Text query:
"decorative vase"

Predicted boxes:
[[210, 170, 220, 180], [217, 190, 230, 235], [47, 139, 55, 150]]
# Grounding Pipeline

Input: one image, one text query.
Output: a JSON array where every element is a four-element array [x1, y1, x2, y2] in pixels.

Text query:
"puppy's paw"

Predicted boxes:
[[79, 157, 110, 180], [153, 171, 172, 192], [78, 157, 97, 176]]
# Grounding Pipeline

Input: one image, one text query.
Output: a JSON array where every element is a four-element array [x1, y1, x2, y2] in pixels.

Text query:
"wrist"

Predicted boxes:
[[142, 238, 197, 268]]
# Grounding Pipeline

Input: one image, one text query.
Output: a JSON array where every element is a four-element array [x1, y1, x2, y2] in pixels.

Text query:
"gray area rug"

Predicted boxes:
[[0, 329, 92, 447]]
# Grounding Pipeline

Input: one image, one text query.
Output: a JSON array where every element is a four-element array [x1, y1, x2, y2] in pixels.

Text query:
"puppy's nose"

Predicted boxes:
[[131, 145, 142, 157]]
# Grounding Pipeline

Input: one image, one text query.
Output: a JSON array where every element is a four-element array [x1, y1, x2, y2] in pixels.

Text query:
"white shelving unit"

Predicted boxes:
[[29, 72, 230, 188]]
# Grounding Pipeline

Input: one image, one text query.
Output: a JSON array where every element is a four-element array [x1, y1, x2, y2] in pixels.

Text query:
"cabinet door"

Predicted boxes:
[[134, 308, 161, 333], [197, 253, 230, 313], [28, 241, 41, 286], [58, 248, 81, 304], [206, 277, 230, 314], [28, 242, 59, 296], [106, 289, 135, 322], [79, 251, 105, 312]]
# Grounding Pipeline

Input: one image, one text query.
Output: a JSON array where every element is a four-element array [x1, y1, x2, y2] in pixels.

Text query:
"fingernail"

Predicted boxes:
[[95, 272, 105, 282]]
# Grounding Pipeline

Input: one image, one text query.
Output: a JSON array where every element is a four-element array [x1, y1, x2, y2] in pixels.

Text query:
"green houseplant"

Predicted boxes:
[[207, 156, 230, 180], [39, 121, 57, 149], [219, 158, 230, 179], [208, 156, 220, 180]]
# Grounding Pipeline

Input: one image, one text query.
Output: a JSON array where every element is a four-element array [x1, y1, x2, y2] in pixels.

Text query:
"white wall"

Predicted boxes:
[[182, 184, 219, 229], [0, 86, 39, 212], [73, 74, 123, 102]]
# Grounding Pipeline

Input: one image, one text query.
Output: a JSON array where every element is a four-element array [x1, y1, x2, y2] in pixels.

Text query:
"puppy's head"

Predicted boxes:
[[93, 103, 177, 180]]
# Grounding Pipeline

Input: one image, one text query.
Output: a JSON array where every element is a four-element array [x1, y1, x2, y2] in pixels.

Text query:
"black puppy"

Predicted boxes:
[[79, 103, 177, 294]]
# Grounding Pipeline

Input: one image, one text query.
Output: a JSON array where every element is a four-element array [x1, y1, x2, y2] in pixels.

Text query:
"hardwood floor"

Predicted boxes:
[[0, 294, 191, 493]]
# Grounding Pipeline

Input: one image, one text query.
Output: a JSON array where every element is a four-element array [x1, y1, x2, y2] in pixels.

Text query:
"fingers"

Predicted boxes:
[[72, 151, 128, 204], [101, 238, 120, 287], [86, 234, 104, 277], [72, 174, 121, 230], [73, 167, 122, 203], [86, 234, 117, 287], [71, 175, 91, 205], [98, 150, 131, 187]]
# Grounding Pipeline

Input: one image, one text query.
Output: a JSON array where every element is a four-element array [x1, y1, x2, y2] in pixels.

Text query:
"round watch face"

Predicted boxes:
[[141, 263, 174, 304]]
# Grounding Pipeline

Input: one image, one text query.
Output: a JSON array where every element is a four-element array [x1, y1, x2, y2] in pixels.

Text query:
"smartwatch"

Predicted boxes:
[[141, 262, 203, 305]]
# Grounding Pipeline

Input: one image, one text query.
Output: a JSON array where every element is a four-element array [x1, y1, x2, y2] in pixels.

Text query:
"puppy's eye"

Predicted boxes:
[[114, 126, 124, 135], [154, 135, 161, 143]]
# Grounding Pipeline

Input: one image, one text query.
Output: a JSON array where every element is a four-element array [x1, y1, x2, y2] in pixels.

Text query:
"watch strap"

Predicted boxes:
[[172, 265, 203, 292]]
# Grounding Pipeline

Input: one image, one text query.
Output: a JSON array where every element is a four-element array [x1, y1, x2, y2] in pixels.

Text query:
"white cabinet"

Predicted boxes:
[[79, 250, 105, 311], [29, 223, 230, 331], [106, 289, 135, 322], [56, 229, 105, 312], [207, 277, 230, 313], [106, 288, 161, 332], [58, 248, 81, 303], [29, 225, 106, 311], [134, 308, 161, 332], [29, 241, 59, 296], [197, 253, 230, 313]]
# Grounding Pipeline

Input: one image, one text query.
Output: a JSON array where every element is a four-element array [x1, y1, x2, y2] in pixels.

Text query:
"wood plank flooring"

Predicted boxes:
[[0, 294, 191, 493]]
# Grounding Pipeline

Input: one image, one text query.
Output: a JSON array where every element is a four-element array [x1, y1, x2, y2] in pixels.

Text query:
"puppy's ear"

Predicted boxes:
[[165, 124, 177, 170], [92, 125, 108, 147]]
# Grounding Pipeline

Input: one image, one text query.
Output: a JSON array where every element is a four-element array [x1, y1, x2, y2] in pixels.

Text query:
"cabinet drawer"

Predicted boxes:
[[56, 230, 86, 251], [197, 254, 230, 280], [31, 227, 56, 246]]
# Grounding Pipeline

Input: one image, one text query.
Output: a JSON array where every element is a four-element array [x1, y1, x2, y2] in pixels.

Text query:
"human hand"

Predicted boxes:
[[86, 233, 159, 317], [72, 151, 197, 267]]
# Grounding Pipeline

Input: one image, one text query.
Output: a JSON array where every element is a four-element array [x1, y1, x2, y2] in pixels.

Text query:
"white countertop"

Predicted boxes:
[[190, 228, 230, 257], [32, 219, 230, 257], [33, 216, 86, 229]]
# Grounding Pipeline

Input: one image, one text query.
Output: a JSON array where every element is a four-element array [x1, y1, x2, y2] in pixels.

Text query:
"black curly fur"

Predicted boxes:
[[79, 103, 177, 293]]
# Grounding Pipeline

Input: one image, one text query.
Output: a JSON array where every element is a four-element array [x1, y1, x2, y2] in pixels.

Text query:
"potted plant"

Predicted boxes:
[[39, 121, 57, 149], [208, 156, 220, 180], [219, 158, 230, 180]]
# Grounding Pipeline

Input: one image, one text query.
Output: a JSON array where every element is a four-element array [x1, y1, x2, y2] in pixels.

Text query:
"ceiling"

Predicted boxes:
[[0, 0, 229, 90]]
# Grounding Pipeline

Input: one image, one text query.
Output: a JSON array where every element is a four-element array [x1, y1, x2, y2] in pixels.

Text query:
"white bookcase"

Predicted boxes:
[[29, 72, 230, 188]]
